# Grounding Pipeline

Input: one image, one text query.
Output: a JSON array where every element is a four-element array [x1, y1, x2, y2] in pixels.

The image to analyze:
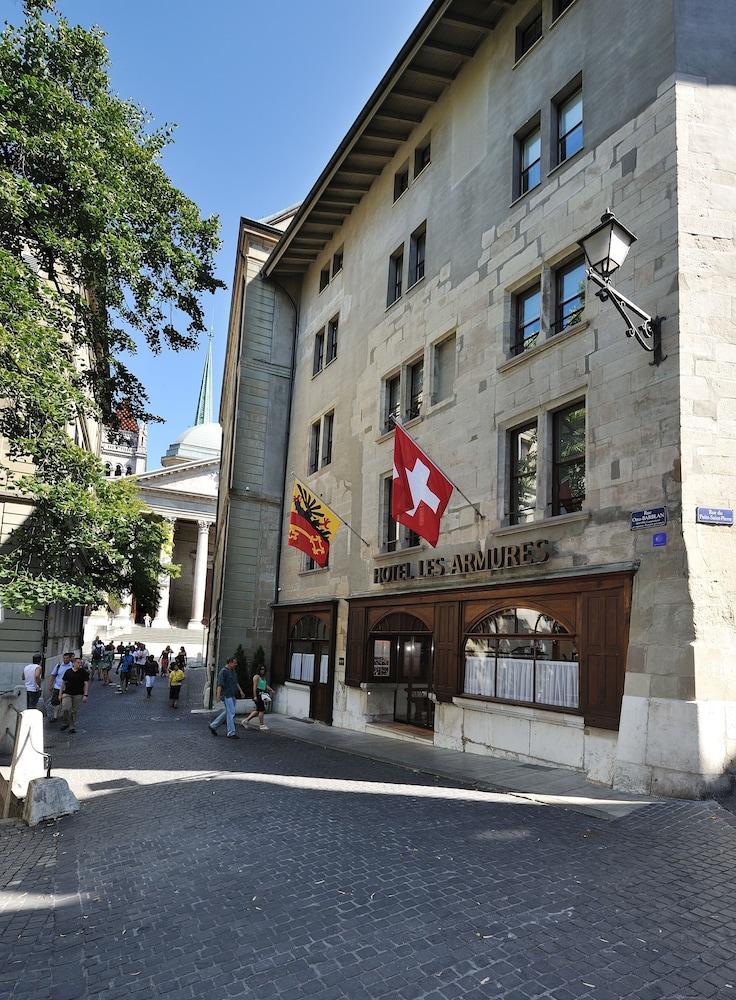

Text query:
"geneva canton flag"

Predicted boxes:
[[391, 425, 453, 547], [288, 479, 340, 568]]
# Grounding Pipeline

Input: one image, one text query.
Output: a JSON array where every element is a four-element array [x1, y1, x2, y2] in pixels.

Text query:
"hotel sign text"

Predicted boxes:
[[374, 539, 550, 585]]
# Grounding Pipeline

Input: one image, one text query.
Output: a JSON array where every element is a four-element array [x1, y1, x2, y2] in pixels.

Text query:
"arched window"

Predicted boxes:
[[114, 464, 122, 477], [125, 465, 132, 476], [104, 463, 111, 477], [463, 607, 578, 709], [290, 615, 328, 642]]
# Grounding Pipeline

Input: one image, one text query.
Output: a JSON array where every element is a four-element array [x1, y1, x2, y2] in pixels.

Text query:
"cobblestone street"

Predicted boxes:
[[3, 673, 736, 1000]]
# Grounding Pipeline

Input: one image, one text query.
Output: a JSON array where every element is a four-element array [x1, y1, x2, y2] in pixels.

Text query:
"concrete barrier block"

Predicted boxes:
[[22, 777, 79, 827]]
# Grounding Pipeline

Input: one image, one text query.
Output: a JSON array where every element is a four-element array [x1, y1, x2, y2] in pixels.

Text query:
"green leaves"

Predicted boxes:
[[0, 2, 219, 613]]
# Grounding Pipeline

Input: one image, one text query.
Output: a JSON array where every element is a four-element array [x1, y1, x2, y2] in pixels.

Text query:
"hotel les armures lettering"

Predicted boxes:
[[373, 539, 551, 585]]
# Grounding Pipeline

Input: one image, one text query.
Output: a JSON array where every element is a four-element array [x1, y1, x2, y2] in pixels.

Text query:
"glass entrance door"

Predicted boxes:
[[394, 635, 434, 729]]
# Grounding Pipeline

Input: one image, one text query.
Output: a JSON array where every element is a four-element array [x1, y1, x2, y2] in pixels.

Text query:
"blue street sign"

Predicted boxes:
[[696, 507, 734, 526], [631, 506, 668, 530], [653, 532, 667, 547]]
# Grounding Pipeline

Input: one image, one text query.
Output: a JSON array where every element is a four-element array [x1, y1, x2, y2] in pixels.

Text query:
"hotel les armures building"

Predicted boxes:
[[209, 0, 736, 798]]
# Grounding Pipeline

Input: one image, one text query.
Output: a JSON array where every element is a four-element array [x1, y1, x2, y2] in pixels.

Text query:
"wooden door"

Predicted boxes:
[[309, 642, 332, 724]]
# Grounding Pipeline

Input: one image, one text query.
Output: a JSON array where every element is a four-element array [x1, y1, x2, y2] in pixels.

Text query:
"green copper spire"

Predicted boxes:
[[194, 332, 214, 425]]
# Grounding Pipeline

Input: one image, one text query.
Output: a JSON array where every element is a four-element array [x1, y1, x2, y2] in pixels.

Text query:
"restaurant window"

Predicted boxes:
[[332, 247, 343, 277], [552, 401, 585, 515], [384, 373, 401, 433], [513, 283, 541, 355], [464, 608, 578, 709], [408, 222, 426, 287], [556, 86, 583, 165], [313, 328, 325, 375], [414, 137, 431, 176], [289, 614, 329, 678], [321, 411, 334, 467], [319, 265, 330, 292], [407, 359, 423, 420], [433, 333, 456, 403], [553, 257, 586, 332], [509, 421, 537, 525], [387, 245, 404, 306], [308, 420, 320, 475], [394, 164, 409, 201], [326, 315, 338, 364], [516, 4, 542, 61]]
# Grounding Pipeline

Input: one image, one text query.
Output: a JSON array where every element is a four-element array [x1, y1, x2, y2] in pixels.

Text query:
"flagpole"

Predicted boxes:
[[292, 476, 371, 547], [389, 416, 486, 521]]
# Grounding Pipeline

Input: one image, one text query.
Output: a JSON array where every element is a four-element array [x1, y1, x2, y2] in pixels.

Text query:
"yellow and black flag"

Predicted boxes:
[[288, 479, 340, 568]]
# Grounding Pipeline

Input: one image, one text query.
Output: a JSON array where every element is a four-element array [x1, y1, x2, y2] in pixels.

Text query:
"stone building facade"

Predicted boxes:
[[215, 0, 736, 797]]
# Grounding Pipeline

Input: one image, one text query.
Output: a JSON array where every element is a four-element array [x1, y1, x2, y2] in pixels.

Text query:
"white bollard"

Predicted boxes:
[[3, 709, 46, 818]]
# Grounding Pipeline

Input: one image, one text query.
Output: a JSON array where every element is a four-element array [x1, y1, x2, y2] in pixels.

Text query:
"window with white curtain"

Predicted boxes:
[[463, 607, 578, 709]]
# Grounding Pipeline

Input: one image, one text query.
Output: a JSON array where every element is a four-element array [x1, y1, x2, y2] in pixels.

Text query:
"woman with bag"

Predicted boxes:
[[241, 666, 274, 732]]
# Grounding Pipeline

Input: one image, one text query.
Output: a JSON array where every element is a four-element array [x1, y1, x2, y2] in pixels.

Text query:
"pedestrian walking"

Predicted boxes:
[[143, 612, 152, 629], [168, 662, 185, 709], [132, 642, 147, 685], [117, 648, 134, 693], [160, 645, 173, 678], [59, 656, 89, 734], [177, 646, 187, 668], [208, 656, 244, 738], [90, 636, 104, 681], [242, 665, 275, 732], [22, 653, 43, 710], [144, 655, 158, 698], [47, 652, 72, 722], [101, 642, 115, 685]]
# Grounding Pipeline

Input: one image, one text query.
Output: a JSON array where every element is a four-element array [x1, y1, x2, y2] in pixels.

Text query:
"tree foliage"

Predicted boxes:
[[0, 0, 223, 613]]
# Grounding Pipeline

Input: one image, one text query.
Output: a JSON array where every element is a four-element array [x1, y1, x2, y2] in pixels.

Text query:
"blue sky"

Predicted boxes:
[[10, 0, 428, 466]]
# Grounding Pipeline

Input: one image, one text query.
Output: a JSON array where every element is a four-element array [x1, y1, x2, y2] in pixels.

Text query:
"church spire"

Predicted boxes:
[[194, 332, 214, 426]]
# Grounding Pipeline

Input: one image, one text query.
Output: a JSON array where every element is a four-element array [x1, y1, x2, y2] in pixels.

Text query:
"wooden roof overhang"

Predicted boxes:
[[264, 0, 517, 279]]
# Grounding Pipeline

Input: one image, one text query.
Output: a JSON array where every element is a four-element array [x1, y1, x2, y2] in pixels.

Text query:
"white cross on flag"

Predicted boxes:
[[391, 424, 454, 547]]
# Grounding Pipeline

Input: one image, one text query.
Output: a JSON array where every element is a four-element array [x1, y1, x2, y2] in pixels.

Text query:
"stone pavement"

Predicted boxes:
[[2, 670, 736, 1000]]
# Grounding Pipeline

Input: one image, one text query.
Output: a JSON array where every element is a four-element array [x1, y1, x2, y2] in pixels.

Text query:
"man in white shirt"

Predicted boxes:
[[22, 654, 42, 710], [47, 651, 72, 722], [132, 643, 148, 686]]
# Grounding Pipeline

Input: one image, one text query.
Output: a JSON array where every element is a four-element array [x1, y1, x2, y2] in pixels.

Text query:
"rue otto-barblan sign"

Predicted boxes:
[[373, 539, 550, 585]]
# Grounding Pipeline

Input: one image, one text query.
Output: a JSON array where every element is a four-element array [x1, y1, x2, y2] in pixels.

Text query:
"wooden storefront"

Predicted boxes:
[[345, 570, 633, 731]]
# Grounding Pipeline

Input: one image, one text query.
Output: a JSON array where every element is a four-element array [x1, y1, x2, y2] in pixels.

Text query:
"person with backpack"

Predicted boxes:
[[117, 648, 134, 693], [47, 652, 72, 722]]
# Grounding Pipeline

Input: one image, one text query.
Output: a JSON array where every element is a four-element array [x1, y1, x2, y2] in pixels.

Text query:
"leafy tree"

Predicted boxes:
[[0, 1, 223, 613], [233, 644, 249, 696]]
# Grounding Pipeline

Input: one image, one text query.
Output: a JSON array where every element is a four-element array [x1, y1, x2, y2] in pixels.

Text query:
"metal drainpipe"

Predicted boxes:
[[269, 277, 299, 623]]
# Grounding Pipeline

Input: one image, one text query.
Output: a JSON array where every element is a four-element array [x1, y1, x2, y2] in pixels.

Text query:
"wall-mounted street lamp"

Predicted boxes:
[[578, 210, 666, 366]]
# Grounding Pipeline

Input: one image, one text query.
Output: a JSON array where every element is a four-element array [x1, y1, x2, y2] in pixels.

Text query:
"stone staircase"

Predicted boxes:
[[85, 624, 208, 667]]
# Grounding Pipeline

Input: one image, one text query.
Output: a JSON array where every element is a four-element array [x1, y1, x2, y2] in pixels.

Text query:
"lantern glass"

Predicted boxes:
[[579, 212, 637, 280]]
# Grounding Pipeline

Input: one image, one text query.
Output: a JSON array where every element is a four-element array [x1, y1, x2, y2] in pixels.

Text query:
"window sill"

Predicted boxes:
[[426, 393, 456, 417], [406, 275, 426, 295], [311, 369, 323, 381], [550, 0, 580, 29], [547, 145, 586, 179], [509, 183, 542, 211], [393, 189, 408, 205], [413, 163, 430, 182], [512, 35, 543, 71], [498, 320, 589, 373], [285, 680, 312, 690], [324, 356, 337, 370], [297, 566, 330, 577], [494, 509, 590, 537], [374, 543, 424, 562], [453, 695, 583, 724], [385, 296, 403, 313]]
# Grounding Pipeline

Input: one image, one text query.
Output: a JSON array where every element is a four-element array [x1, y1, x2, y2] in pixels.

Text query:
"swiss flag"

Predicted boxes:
[[392, 424, 454, 547]]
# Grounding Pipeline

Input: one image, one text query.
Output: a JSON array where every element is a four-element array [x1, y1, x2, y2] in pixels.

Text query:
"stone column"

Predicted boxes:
[[151, 517, 176, 630], [188, 520, 211, 630]]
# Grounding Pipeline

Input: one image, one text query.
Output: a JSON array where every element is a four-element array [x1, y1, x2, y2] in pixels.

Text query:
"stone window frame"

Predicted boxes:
[[503, 244, 588, 361], [497, 389, 587, 527], [379, 471, 420, 554], [306, 404, 337, 477]]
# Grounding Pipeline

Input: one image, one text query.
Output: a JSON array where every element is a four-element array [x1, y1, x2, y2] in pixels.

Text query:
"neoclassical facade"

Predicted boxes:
[[86, 340, 221, 640]]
